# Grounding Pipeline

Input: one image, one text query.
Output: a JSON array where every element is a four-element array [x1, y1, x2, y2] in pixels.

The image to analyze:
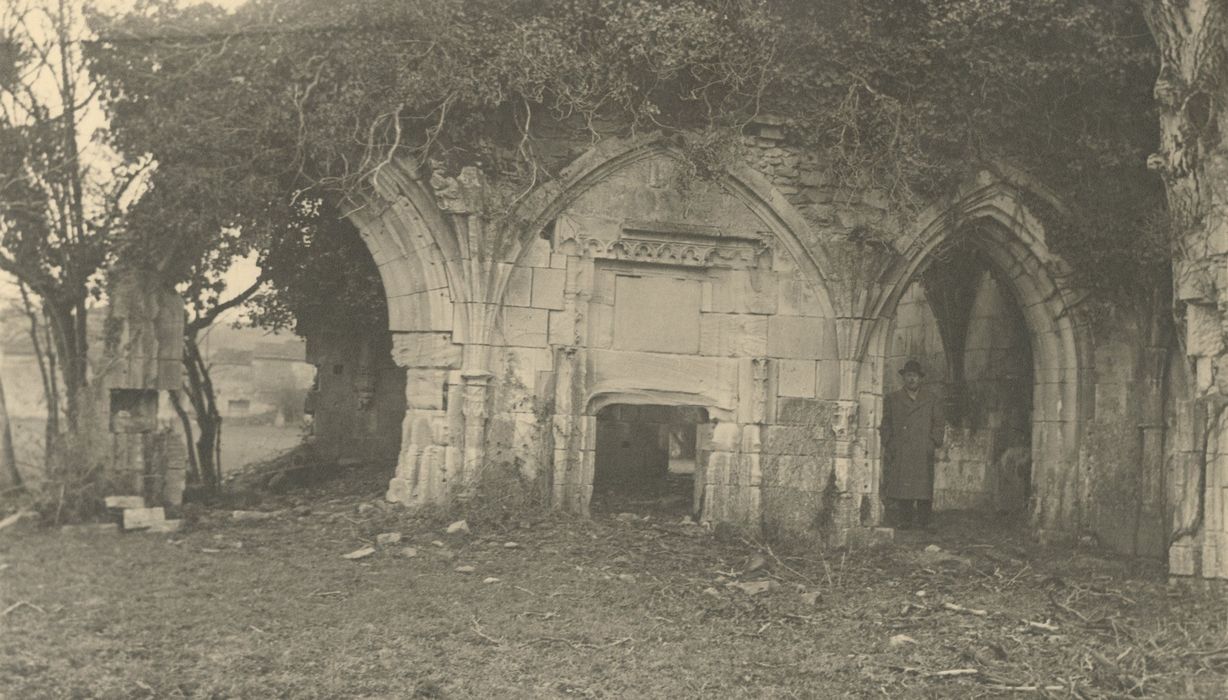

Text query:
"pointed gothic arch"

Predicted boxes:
[[857, 171, 1093, 535]]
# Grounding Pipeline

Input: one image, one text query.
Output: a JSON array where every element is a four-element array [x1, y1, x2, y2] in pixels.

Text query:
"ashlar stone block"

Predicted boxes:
[[699, 313, 769, 357], [767, 316, 835, 360], [501, 306, 550, 348], [532, 268, 566, 310], [708, 270, 778, 315], [777, 359, 817, 398]]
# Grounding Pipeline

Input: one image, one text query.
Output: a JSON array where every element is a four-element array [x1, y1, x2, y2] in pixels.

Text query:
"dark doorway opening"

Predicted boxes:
[[590, 404, 707, 519], [886, 239, 1035, 520]]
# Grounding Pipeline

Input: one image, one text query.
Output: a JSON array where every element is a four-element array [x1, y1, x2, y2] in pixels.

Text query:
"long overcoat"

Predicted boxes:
[[880, 387, 945, 500]]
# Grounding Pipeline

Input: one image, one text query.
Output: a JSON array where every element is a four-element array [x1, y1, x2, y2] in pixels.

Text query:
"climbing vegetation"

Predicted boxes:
[[88, 0, 1166, 327]]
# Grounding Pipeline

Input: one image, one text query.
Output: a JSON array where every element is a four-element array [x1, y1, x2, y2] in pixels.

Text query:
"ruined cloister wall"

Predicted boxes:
[[305, 130, 1217, 579], [303, 331, 405, 465]]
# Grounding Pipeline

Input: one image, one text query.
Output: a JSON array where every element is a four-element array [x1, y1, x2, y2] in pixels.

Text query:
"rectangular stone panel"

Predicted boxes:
[[613, 275, 701, 354]]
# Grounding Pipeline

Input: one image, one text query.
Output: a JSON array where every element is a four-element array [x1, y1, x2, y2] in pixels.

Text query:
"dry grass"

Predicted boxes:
[[1, 465, 1225, 698]]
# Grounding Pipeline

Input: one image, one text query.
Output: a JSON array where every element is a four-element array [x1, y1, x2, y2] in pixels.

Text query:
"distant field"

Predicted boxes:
[[7, 417, 302, 485]]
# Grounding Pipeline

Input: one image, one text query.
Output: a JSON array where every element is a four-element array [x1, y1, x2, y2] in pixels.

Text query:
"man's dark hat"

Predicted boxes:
[[898, 359, 925, 377]]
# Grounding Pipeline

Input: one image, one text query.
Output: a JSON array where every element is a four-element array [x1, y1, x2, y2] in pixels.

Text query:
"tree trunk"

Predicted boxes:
[[168, 390, 200, 486], [183, 331, 222, 491], [1142, 0, 1228, 581], [0, 348, 23, 494], [18, 284, 59, 466], [44, 299, 87, 434]]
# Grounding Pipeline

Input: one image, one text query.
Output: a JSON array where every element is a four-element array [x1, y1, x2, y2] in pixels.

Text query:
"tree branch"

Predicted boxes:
[[186, 275, 266, 332]]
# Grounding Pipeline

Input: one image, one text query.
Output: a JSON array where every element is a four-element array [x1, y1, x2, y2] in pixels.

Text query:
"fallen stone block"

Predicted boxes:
[[122, 507, 166, 531], [376, 532, 403, 546], [232, 510, 278, 522], [104, 495, 145, 510], [446, 519, 470, 535], [342, 546, 376, 560], [144, 519, 182, 534], [726, 579, 779, 596], [0, 510, 37, 532]]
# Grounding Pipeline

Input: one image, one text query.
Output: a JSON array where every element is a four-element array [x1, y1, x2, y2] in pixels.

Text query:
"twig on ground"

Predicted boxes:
[[3, 600, 45, 616], [739, 536, 817, 587], [942, 602, 989, 617], [1023, 619, 1060, 633], [471, 615, 504, 646]]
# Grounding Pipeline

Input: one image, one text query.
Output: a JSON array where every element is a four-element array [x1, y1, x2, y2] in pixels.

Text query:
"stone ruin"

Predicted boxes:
[[96, 274, 188, 532], [299, 129, 1224, 583]]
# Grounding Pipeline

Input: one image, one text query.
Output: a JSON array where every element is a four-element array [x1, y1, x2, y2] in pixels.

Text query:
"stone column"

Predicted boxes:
[[458, 370, 492, 496], [386, 333, 460, 506], [551, 346, 593, 514]]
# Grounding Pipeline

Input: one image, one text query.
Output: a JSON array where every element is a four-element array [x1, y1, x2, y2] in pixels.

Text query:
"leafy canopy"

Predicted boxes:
[[88, 0, 1164, 331]]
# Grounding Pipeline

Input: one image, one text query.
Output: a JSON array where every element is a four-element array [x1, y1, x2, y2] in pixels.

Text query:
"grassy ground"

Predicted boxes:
[[1, 465, 1225, 699]]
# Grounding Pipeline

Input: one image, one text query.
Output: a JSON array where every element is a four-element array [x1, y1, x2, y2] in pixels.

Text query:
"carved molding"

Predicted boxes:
[[556, 220, 773, 270]]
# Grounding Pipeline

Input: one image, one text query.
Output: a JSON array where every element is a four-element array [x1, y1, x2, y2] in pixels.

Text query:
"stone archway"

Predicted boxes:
[[856, 172, 1092, 537], [523, 137, 840, 524]]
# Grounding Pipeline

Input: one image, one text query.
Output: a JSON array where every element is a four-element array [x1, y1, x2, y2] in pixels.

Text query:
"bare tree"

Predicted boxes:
[[0, 0, 145, 438], [0, 347, 21, 494]]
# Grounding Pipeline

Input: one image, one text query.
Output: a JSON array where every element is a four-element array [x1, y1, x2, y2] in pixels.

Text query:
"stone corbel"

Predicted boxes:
[[831, 400, 860, 443]]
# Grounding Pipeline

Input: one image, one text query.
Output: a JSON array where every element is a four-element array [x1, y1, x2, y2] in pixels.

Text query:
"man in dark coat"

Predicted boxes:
[[880, 359, 945, 530]]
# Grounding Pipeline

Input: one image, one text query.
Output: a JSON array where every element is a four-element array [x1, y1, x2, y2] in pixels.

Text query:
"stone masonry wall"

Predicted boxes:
[[322, 130, 1197, 573]]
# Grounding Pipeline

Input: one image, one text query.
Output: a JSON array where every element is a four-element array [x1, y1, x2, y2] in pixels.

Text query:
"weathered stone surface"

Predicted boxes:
[[1186, 302, 1224, 357], [388, 287, 452, 333], [613, 275, 701, 353], [521, 239, 552, 268], [500, 307, 549, 347], [588, 303, 614, 349], [588, 349, 738, 416], [776, 397, 834, 428], [708, 270, 778, 315], [104, 495, 145, 510], [777, 359, 816, 398], [405, 369, 449, 410], [766, 316, 835, 360], [763, 425, 821, 456], [699, 313, 768, 357], [505, 266, 533, 307], [144, 519, 182, 534], [122, 507, 166, 531], [532, 268, 566, 310]]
